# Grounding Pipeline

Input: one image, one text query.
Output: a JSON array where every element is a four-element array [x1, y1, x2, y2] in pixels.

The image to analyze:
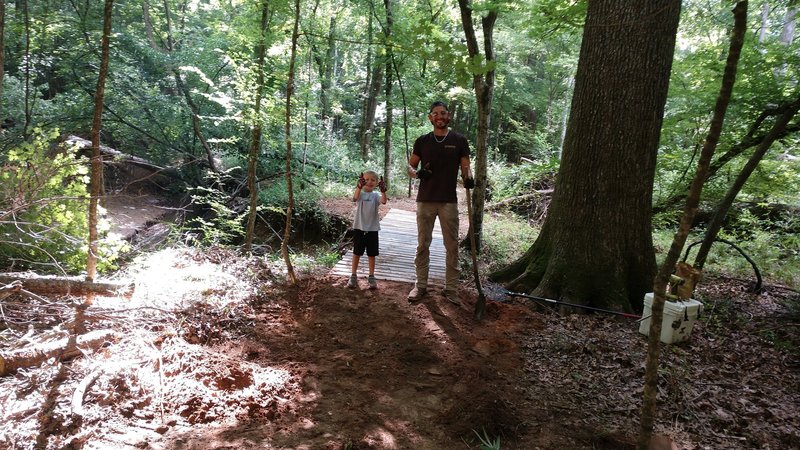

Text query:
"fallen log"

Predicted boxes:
[[0, 280, 23, 301], [485, 189, 553, 211], [0, 273, 133, 297], [0, 328, 119, 376], [64, 135, 181, 180]]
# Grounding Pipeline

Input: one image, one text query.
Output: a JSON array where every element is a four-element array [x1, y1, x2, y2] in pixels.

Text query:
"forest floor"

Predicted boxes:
[[0, 197, 798, 450]]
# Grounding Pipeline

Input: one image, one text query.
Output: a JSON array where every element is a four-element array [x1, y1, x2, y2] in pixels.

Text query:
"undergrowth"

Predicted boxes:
[[480, 211, 540, 271]]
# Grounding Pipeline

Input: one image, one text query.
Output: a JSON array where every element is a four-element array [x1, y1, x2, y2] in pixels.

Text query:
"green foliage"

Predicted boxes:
[[187, 169, 247, 246], [486, 159, 558, 202], [0, 129, 126, 273], [481, 212, 540, 272], [472, 428, 502, 450], [653, 209, 800, 288]]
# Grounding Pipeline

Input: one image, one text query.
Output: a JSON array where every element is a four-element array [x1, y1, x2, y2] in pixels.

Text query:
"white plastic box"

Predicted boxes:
[[638, 293, 703, 344]]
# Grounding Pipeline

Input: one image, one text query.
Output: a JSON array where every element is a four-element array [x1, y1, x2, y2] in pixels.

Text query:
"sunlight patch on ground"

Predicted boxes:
[[103, 247, 263, 311], [363, 427, 398, 448]]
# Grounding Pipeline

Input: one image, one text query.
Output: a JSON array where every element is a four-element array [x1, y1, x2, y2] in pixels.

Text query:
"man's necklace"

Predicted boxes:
[[433, 130, 449, 143]]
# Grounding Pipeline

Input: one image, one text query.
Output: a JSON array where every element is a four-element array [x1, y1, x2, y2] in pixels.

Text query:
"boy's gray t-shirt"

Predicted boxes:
[[353, 191, 381, 232]]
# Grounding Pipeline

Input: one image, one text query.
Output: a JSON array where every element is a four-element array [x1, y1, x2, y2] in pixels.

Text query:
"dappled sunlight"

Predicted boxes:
[[100, 247, 265, 311], [362, 426, 399, 448]]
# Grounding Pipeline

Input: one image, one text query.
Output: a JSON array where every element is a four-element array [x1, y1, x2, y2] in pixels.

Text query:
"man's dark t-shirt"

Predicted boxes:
[[412, 131, 470, 203]]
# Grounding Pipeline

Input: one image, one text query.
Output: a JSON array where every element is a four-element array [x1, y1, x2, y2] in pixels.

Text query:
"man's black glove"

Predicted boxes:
[[416, 168, 432, 180], [464, 177, 475, 189]]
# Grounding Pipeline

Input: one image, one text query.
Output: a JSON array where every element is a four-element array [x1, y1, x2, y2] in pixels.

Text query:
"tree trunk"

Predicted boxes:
[[319, 17, 336, 124], [245, 1, 270, 252], [282, 0, 300, 284], [0, 274, 133, 296], [0, 0, 5, 119], [458, 0, 497, 252], [87, 0, 114, 286], [458, 0, 496, 252], [490, 0, 681, 312], [638, 3, 747, 448], [22, 0, 31, 138], [693, 95, 799, 271], [0, 329, 119, 376], [383, 0, 394, 185], [161, 0, 219, 174], [360, 63, 383, 162]]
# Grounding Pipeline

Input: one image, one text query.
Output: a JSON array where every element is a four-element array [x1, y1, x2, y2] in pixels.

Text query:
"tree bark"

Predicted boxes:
[[22, 0, 31, 138], [457, 0, 496, 253], [490, 0, 681, 313], [282, 0, 300, 284], [639, 3, 747, 449], [0, 0, 5, 120], [383, 0, 394, 185], [245, 1, 270, 252], [87, 0, 115, 285], [0, 274, 133, 296], [310, 16, 337, 124], [485, 190, 553, 211], [360, 64, 383, 162], [0, 329, 119, 376], [64, 135, 181, 181], [693, 95, 799, 271], [359, 7, 383, 162]]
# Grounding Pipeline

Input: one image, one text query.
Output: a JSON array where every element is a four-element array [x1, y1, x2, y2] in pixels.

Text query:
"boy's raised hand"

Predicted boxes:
[[378, 176, 387, 193], [357, 172, 367, 189]]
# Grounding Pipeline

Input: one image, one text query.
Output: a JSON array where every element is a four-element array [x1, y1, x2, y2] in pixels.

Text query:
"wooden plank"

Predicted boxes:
[[332, 208, 446, 285]]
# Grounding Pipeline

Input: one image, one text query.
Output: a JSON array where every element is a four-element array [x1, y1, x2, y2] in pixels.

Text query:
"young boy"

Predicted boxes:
[[347, 171, 388, 289]]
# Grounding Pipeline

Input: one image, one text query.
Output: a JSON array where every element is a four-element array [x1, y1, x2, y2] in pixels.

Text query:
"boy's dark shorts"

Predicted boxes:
[[353, 230, 379, 257]]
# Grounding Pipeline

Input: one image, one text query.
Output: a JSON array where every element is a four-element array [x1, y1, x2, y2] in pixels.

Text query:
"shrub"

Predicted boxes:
[[0, 129, 126, 273]]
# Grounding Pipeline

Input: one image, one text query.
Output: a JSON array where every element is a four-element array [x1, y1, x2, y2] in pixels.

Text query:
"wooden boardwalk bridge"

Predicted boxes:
[[331, 208, 446, 285]]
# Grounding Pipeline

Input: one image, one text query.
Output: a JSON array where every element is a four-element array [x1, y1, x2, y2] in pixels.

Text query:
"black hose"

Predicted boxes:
[[504, 291, 641, 319], [683, 238, 762, 293]]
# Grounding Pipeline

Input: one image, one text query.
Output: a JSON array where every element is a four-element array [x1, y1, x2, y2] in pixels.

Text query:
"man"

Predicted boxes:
[[407, 101, 474, 305]]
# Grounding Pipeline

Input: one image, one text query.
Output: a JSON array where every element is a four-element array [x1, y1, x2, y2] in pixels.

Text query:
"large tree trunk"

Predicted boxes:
[[490, 0, 682, 312]]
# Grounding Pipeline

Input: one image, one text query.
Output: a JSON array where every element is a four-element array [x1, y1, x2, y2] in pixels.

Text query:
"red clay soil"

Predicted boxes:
[[0, 200, 798, 449]]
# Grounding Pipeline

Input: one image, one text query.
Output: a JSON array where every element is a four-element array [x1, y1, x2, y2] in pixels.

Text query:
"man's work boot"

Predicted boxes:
[[407, 287, 427, 302], [443, 290, 460, 305]]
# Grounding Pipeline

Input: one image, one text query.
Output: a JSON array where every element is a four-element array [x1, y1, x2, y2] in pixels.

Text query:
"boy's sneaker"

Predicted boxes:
[[368, 275, 378, 290], [346, 275, 358, 289], [407, 287, 427, 302]]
